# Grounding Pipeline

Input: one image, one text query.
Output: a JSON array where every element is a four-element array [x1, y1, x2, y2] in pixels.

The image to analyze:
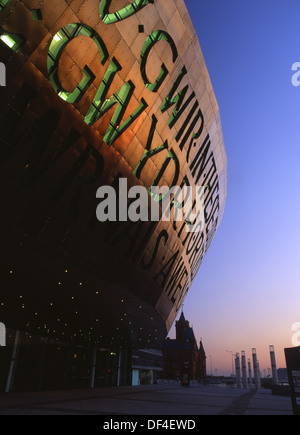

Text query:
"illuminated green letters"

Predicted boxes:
[[47, 24, 108, 104], [140, 30, 178, 93], [84, 57, 148, 146], [99, 0, 153, 24]]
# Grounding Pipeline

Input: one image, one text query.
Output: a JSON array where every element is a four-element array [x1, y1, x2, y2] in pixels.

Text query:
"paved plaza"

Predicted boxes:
[[0, 384, 293, 415]]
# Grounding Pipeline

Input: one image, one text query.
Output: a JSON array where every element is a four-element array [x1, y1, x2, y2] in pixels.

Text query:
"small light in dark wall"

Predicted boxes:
[[30, 9, 43, 21]]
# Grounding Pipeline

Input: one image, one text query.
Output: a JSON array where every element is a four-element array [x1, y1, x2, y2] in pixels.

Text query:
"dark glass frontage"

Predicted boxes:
[[1, 329, 132, 391]]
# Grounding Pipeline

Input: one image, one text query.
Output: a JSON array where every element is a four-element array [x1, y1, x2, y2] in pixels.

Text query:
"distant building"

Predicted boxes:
[[162, 313, 206, 381]]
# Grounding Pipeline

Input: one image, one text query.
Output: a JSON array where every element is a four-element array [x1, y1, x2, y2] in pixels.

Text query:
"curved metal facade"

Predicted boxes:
[[0, 0, 227, 348]]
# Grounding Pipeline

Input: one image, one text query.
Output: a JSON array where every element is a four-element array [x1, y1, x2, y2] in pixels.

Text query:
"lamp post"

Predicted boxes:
[[226, 350, 235, 377]]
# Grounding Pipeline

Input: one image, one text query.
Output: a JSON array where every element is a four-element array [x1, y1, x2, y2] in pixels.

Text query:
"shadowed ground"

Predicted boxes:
[[0, 384, 293, 415]]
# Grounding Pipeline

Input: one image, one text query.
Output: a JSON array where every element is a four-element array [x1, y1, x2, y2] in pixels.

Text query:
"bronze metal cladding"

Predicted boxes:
[[0, 0, 227, 348]]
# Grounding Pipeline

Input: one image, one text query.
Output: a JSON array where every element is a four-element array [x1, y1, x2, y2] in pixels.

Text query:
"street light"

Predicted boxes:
[[226, 350, 235, 376], [209, 355, 213, 377]]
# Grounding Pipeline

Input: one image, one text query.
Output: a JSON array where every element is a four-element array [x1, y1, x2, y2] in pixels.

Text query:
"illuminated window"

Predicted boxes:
[[58, 92, 68, 102], [0, 32, 24, 52], [30, 9, 42, 21]]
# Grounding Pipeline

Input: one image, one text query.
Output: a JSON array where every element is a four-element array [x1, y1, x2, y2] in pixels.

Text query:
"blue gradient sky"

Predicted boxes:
[[169, 0, 300, 375]]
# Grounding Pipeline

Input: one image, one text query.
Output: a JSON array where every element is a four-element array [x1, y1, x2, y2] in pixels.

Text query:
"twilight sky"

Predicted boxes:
[[169, 0, 300, 376]]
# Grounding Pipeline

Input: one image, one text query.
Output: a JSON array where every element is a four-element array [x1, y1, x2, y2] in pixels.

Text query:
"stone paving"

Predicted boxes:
[[0, 384, 293, 415]]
